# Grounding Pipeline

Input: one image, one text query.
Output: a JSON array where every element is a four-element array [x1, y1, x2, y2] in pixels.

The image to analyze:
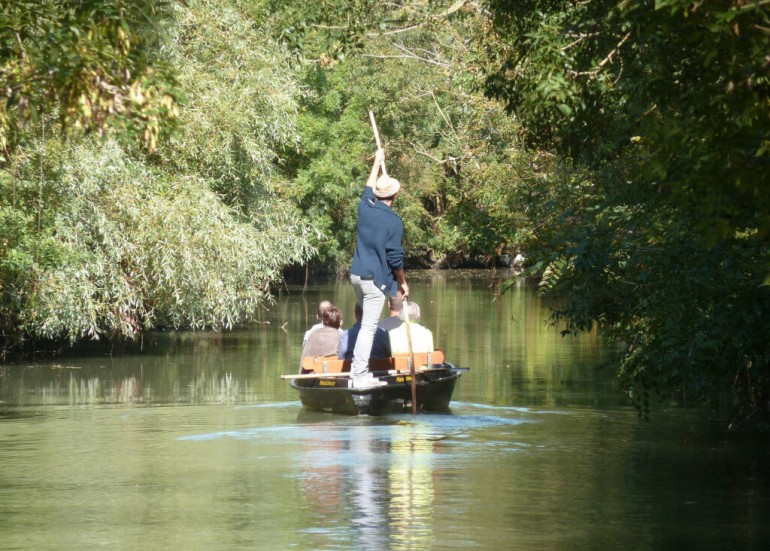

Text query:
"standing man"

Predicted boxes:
[[349, 148, 409, 387]]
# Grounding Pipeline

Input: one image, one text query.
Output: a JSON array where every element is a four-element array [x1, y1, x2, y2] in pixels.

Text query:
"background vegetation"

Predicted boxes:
[[477, 0, 770, 426], [2, 0, 768, 425], [1, 0, 314, 349]]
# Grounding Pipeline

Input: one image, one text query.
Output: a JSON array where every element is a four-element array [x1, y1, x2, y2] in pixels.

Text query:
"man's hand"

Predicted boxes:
[[400, 282, 409, 300], [367, 148, 386, 188], [394, 268, 408, 299]]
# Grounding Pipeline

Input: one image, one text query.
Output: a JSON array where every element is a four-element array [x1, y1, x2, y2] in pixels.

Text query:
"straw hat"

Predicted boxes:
[[374, 174, 401, 199]]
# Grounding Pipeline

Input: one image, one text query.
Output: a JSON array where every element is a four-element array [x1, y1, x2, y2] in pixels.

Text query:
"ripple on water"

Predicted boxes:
[[177, 402, 532, 443]]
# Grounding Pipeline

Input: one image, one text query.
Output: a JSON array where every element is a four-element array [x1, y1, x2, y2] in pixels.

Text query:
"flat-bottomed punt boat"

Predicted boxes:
[[283, 352, 467, 416]]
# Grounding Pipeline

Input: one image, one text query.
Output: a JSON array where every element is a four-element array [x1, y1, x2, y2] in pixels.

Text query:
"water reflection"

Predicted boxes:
[[0, 363, 250, 406], [287, 411, 528, 551], [388, 422, 436, 550], [349, 427, 390, 551], [1, 270, 619, 411], [295, 420, 432, 550], [2, 272, 769, 551]]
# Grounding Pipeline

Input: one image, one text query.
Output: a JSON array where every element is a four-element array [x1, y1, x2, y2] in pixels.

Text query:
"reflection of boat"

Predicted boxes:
[[285, 352, 468, 416]]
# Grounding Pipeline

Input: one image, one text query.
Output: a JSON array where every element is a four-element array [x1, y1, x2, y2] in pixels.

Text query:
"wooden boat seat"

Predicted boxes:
[[300, 355, 347, 374], [300, 350, 445, 374]]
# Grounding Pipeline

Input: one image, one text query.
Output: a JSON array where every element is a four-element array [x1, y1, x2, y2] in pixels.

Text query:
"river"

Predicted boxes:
[[1, 270, 768, 550]]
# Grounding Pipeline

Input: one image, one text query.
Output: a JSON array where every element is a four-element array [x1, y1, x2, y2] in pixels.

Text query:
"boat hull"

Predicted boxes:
[[289, 363, 465, 416]]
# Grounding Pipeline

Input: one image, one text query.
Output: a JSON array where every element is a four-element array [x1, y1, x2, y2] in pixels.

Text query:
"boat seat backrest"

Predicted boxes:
[[370, 351, 445, 371], [300, 350, 445, 374], [300, 355, 348, 374]]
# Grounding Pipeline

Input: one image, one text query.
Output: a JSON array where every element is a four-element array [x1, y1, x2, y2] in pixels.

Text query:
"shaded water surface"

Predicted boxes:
[[1, 270, 768, 550]]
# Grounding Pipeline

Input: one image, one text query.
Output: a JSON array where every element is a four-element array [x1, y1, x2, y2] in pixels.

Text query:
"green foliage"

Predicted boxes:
[[267, 1, 531, 270], [481, 0, 770, 239], [159, 0, 304, 210], [2, 137, 314, 344], [480, 0, 770, 423], [1, 0, 316, 348], [264, 0, 388, 60], [0, 0, 180, 158]]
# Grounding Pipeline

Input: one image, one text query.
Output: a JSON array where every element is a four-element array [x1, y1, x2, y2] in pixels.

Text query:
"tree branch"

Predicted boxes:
[[365, 0, 468, 37], [567, 31, 632, 78], [363, 43, 451, 67]]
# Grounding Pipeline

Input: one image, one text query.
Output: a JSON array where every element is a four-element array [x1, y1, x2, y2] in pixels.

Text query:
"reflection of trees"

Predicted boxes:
[[2, 368, 253, 407], [0, 272, 616, 409], [388, 422, 436, 551], [297, 421, 438, 551], [0, 327, 293, 406], [3, 326, 285, 406], [423, 270, 618, 408]]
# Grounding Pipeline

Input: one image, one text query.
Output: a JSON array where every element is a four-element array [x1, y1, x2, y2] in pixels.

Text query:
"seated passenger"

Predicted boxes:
[[303, 300, 338, 347], [338, 304, 363, 361], [377, 291, 404, 332], [387, 301, 434, 354], [301, 306, 343, 359], [370, 326, 392, 359], [365, 291, 405, 359]]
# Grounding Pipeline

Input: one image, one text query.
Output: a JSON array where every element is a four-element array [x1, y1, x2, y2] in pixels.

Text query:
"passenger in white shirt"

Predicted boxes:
[[387, 301, 434, 354]]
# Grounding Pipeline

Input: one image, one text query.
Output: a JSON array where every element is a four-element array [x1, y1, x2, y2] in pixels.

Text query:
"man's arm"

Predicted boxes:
[[393, 267, 409, 299], [366, 148, 385, 189]]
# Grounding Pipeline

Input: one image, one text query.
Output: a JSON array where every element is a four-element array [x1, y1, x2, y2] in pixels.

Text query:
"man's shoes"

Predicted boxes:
[[350, 373, 387, 389]]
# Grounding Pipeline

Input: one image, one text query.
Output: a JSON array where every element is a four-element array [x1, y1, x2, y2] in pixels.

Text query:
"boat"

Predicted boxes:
[[283, 351, 468, 416]]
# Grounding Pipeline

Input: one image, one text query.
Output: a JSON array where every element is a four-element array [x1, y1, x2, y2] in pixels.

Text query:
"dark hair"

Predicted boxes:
[[322, 306, 342, 329], [389, 293, 404, 311]]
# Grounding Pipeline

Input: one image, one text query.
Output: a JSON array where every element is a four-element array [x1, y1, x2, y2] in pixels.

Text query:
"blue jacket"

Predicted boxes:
[[338, 322, 361, 360], [339, 322, 390, 360], [350, 187, 404, 296]]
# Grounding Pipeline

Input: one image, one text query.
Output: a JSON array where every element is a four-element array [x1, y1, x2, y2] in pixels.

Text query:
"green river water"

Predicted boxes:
[[1, 270, 768, 550]]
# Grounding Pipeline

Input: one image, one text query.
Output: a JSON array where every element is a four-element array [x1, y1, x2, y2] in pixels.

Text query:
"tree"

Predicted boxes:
[[12, 139, 314, 342], [479, 0, 770, 424], [1, 0, 315, 350], [0, 0, 179, 159], [265, 0, 531, 271]]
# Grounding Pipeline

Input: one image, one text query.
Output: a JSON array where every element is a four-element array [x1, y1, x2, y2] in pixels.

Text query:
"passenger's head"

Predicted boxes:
[[388, 292, 404, 313], [322, 306, 343, 329], [398, 301, 421, 322], [316, 300, 334, 320]]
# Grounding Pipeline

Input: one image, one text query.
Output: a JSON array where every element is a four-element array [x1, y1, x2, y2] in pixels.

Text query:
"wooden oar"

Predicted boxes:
[[369, 110, 388, 177], [280, 372, 351, 380], [371, 110, 416, 412], [281, 366, 448, 381], [402, 299, 418, 414]]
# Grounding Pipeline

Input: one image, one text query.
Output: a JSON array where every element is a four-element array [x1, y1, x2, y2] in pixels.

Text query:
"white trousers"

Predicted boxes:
[[350, 275, 386, 377]]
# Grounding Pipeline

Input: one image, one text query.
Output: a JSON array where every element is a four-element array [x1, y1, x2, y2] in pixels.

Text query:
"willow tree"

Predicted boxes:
[[1, 0, 314, 350], [478, 0, 770, 424], [0, 0, 179, 158]]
